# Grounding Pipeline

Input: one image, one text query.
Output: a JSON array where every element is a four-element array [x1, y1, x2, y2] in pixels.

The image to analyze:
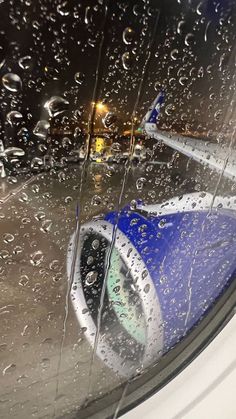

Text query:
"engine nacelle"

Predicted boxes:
[[67, 192, 236, 377]]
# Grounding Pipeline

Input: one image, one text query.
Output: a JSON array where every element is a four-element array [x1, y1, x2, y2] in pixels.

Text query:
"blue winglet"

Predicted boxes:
[[147, 90, 165, 124]]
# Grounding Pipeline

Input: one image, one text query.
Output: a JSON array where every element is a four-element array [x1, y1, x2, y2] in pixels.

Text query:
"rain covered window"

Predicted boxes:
[[0, 0, 236, 418]]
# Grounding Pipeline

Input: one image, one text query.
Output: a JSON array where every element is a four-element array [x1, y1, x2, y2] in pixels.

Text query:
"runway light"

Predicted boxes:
[[92, 101, 108, 113]]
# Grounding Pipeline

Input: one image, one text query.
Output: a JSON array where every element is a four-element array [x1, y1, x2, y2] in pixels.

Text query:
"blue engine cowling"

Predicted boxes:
[[68, 192, 236, 376]]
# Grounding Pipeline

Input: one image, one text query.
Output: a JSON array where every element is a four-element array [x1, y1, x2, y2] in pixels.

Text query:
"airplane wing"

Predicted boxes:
[[143, 93, 236, 180]]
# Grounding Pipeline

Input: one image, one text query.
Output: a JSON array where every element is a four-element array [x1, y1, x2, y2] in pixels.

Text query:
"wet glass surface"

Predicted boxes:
[[0, 1, 236, 418]]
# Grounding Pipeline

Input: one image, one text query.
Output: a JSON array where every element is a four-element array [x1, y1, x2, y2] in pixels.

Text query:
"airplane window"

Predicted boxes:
[[0, 1, 235, 418]]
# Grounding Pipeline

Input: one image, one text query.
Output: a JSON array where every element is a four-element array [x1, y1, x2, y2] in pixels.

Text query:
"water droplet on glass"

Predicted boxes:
[[62, 137, 72, 149], [143, 284, 150, 294], [206, 64, 212, 74], [158, 219, 168, 229], [19, 192, 28, 202], [33, 120, 50, 139], [17, 127, 29, 141], [0, 59, 6, 70], [185, 33, 195, 47], [3, 233, 14, 244], [49, 260, 60, 270], [160, 275, 167, 285], [165, 104, 175, 116], [58, 171, 66, 182], [31, 184, 39, 194], [18, 55, 32, 70], [57, 1, 70, 16], [65, 196, 72, 204], [13, 245, 22, 253], [102, 112, 117, 129], [177, 20, 185, 35], [2, 73, 22, 92], [44, 66, 60, 80], [179, 76, 188, 86], [130, 199, 138, 210], [92, 239, 99, 250], [214, 110, 222, 121], [6, 111, 23, 126], [91, 195, 102, 206], [198, 66, 204, 78], [44, 96, 69, 117], [30, 250, 44, 266], [85, 271, 98, 286], [170, 49, 179, 60], [136, 177, 147, 191], [87, 256, 94, 266], [84, 6, 92, 24], [31, 157, 44, 170], [19, 275, 29, 286], [133, 4, 141, 16], [40, 220, 52, 234], [34, 211, 45, 221], [123, 27, 135, 45], [7, 176, 17, 184], [196, 1, 203, 15], [204, 21, 211, 42], [6, 146, 24, 157], [74, 72, 85, 85], [122, 51, 133, 70], [38, 143, 47, 153]]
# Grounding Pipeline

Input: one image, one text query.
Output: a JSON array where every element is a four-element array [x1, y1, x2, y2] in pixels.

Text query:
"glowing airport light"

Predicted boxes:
[[92, 101, 108, 113]]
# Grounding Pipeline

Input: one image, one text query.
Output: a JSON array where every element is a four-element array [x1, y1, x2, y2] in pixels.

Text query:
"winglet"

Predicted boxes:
[[142, 90, 165, 132]]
